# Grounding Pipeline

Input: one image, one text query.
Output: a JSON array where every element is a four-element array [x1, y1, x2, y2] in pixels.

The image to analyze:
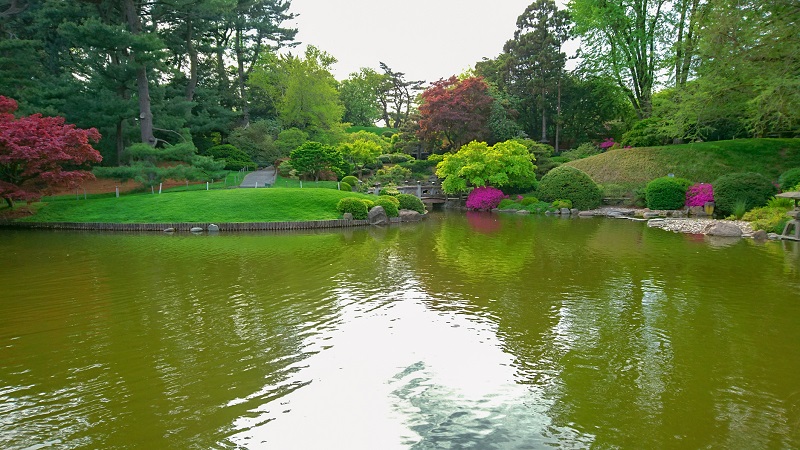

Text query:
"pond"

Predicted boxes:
[[1, 212, 799, 449]]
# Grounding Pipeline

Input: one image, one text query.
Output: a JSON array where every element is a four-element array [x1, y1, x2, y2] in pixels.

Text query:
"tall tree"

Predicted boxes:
[[417, 76, 494, 152], [569, 0, 669, 119], [339, 68, 383, 127], [377, 63, 424, 129], [504, 0, 571, 145]]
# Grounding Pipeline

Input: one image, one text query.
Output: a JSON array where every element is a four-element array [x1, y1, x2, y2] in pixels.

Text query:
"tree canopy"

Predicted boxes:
[[0, 96, 103, 207], [418, 76, 494, 152], [435, 140, 537, 194]]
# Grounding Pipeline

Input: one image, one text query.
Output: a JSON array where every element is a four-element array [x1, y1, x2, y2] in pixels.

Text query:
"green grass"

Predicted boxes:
[[566, 138, 800, 185], [16, 188, 374, 223], [273, 175, 340, 189]]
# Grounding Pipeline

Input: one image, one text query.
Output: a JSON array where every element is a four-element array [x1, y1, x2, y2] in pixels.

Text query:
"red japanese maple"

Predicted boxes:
[[0, 96, 102, 207], [417, 76, 494, 152]]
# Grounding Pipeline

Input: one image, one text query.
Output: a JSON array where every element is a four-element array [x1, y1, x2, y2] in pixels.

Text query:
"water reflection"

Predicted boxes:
[[1, 215, 799, 449]]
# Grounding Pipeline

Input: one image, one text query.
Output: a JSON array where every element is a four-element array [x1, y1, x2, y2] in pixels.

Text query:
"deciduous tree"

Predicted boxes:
[[417, 76, 494, 152], [0, 96, 103, 207], [289, 141, 347, 181], [435, 140, 537, 194]]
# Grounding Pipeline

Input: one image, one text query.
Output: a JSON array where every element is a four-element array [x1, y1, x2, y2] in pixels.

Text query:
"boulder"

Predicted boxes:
[[578, 211, 595, 217], [207, 224, 220, 232], [163, 227, 175, 233], [516, 209, 531, 215], [190, 227, 203, 232], [570, 208, 580, 216], [399, 209, 422, 222], [704, 222, 742, 237], [368, 206, 389, 225], [752, 229, 768, 241], [342, 212, 354, 220], [768, 233, 780, 240], [560, 208, 571, 215], [643, 212, 661, 219]]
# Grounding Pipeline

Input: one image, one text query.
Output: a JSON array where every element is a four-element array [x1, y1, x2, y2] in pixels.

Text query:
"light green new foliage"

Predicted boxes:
[[435, 140, 537, 194]]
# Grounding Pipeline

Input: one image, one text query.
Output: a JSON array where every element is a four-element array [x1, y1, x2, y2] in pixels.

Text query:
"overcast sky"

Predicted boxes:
[[287, 0, 576, 84]]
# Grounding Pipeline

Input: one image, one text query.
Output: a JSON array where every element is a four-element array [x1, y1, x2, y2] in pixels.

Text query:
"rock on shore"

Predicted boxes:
[[646, 218, 754, 236]]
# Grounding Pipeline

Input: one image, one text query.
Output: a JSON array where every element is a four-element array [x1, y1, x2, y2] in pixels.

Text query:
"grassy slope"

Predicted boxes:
[[17, 188, 373, 223], [566, 138, 800, 186]]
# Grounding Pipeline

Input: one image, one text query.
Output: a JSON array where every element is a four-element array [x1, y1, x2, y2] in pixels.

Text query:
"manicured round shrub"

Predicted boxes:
[[339, 181, 351, 192], [498, 198, 519, 209], [537, 166, 602, 210], [341, 175, 359, 187], [713, 172, 778, 217], [466, 186, 506, 210], [361, 199, 375, 210], [778, 168, 800, 191], [378, 194, 400, 208], [374, 197, 399, 217], [645, 176, 692, 210], [337, 197, 368, 220], [379, 186, 400, 196], [396, 193, 426, 214], [552, 199, 573, 209], [277, 160, 294, 177], [520, 196, 539, 206]]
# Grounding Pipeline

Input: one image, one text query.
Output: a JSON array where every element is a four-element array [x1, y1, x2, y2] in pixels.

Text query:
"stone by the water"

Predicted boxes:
[[190, 227, 203, 232], [704, 222, 742, 237], [368, 206, 388, 226], [342, 212, 354, 220], [399, 209, 422, 222], [163, 227, 175, 233], [208, 224, 220, 232]]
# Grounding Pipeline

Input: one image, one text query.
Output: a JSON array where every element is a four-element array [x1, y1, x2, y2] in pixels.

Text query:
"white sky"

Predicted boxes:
[[287, 0, 576, 83]]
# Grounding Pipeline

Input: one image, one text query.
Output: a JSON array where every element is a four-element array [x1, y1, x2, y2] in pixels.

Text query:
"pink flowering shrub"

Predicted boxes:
[[466, 186, 506, 211], [685, 183, 714, 207], [599, 138, 616, 150]]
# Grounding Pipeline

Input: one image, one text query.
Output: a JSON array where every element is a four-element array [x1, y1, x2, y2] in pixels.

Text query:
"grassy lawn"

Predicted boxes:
[[272, 175, 341, 190], [567, 138, 800, 186], [15, 188, 374, 223]]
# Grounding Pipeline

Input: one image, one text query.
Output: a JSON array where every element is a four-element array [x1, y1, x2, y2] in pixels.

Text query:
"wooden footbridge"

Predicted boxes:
[[392, 182, 449, 204]]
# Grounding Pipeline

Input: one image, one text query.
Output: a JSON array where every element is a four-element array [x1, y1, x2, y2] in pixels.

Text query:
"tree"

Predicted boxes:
[[289, 141, 347, 181], [435, 140, 537, 194], [338, 138, 382, 178], [94, 142, 225, 190], [417, 76, 494, 152], [377, 62, 424, 129], [250, 46, 344, 138], [504, 0, 571, 145], [569, 0, 669, 119], [339, 68, 383, 126], [0, 96, 103, 207]]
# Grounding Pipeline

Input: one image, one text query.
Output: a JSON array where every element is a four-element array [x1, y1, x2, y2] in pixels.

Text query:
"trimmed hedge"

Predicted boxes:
[[339, 181, 351, 192], [396, 194, 425, 214], [374, 197, 399, 217], [645, 176, 692, 210], [207, 144, 256, 170], [713, 172, 777, 217], [537, 166, 602, 210], [341, 176, 359, 187], [336, 197, 368, 220]]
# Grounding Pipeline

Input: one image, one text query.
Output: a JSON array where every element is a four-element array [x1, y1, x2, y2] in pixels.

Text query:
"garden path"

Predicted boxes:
[[239, 167, 276, 188]]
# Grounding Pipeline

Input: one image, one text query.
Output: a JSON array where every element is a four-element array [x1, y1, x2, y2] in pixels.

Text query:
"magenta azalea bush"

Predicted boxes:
[[599, 138, 616, 150], [466, 186, 506, 211], [685, 183, 714, 207]]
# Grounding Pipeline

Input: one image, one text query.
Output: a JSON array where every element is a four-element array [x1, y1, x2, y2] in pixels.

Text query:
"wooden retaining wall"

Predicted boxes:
[[0, 219, 374, 232]]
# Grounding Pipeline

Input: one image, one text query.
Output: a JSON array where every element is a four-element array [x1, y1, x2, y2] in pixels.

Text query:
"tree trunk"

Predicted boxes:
[[185, 18, 198, 102], [235, 27, 250, 125], [555, 77, 561, 154], [116, 120, 125, 164], [124, 0, 156, 146], [540, 91, 548, 143], [4, 197, 13, 208]]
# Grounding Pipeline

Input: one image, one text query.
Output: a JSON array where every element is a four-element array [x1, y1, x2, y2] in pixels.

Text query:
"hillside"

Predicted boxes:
[[565, 139, 800, 186]]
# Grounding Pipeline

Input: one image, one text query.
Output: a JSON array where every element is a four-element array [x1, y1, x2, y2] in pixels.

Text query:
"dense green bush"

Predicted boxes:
[[399, 159, 437, 174], [379, 186, 400, 196], [561, 142, 601, 161], [552, 199, 573, 209], [374, 197, 399, 217], [645, 176, 692, 210], [742, 205, 791, 233], [396, 194, 425, 214], [339, 181, 351, 192], [341, 175, 359, 187], [620, 118, 670, 147], [206, 144, 255, 170], [378, 194, 400, 207], [361, 199, 375, 210], [778, 168, 800, 191], [537, 166, 603, 210], [713, 172, 777, 217], [520, 196, 539, 206], [498, 198, 519, 209], [372, 165, 412, 185], [336, 197, 368, 220], [277, 160, 294, 177], [377, 153, 413, 164]]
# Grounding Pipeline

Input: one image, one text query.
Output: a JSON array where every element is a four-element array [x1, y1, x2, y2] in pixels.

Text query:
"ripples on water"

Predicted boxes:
[[1, 215, 800, 449]]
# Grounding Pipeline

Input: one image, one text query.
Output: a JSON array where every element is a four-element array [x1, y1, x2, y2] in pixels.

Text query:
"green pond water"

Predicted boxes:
[[1, 212, 800, 449]]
